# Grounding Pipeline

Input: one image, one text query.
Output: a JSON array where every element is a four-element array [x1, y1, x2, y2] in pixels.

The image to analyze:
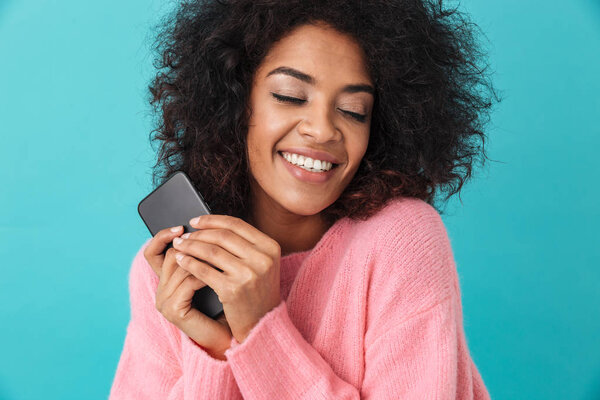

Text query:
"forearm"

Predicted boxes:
[[190, 336, 228, 361]]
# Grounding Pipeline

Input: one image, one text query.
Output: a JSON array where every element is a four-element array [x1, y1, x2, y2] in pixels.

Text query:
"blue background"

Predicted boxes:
[[1, 0, 599, 398]]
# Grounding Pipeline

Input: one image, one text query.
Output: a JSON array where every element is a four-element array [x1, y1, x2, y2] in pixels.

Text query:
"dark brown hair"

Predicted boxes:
[[147, 0, 500, 224]]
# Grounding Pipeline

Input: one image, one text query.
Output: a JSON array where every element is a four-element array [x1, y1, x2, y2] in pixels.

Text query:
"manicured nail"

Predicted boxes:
[[170, 226, 182, 233], [182, 233, 191, 239], [190, 217, 200, 225], [173, 237, 183, 245], [175, 252, 184, 262]]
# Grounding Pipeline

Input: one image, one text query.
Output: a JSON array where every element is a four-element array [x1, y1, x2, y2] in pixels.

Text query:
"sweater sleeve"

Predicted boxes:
[[222, 297, 489, 400], [223, 297, 489, 400], [224, 298, 362, 399], [361, 295, 490, 399], [361, 201, 491, 399], [109, 239, 242, 400]]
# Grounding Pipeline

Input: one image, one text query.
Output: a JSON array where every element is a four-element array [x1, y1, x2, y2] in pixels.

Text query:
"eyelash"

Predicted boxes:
[[271, 93, 367, 123]]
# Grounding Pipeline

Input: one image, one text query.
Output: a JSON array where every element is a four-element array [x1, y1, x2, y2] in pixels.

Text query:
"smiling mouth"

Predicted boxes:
[[277, 151, 340, 171]]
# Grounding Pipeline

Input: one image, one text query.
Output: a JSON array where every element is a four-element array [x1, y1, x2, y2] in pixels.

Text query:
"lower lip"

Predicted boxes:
[[278, 152, 338, 183]]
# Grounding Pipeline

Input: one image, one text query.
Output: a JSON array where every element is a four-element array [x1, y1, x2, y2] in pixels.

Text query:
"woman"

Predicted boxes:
[[110, 0, 498, 398]]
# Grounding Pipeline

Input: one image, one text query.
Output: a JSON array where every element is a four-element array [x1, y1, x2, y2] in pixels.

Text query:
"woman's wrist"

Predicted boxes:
[[191, 337, 229, 361]]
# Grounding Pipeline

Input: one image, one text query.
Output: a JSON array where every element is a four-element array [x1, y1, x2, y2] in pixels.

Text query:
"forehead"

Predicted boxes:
[[257, 23, 372, 84]]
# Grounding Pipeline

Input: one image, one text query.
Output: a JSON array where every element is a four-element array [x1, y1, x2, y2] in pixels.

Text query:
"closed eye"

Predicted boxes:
[[271, 93, 367, 123]]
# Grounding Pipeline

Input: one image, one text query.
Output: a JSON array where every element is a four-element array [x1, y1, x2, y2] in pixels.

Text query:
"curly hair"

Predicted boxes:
[[146, 0, 500, 224]]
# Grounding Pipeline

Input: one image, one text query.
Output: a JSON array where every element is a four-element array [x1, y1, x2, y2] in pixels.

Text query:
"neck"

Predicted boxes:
[[247, 189, 333, 257]]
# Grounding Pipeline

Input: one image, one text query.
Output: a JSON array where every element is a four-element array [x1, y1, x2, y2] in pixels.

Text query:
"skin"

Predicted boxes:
[[245, 22, 374, 256], [143, 22, 374, 361]]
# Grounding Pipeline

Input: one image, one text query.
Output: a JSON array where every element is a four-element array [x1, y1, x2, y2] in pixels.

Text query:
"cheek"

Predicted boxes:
[[349, 132, 370, 166], [258, 111, 294, 149], [246, 114, 271, 160], [246, 117, 284, 173], [247, 107, 297, 166], [246, 132, 269, 179]]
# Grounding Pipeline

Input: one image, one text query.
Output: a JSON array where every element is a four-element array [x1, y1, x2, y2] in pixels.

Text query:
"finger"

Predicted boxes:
[[162, 266, 206, 300], [160, 266, 191, 299], [175, 252, 226, 298], [171, 277, 232, 349], [189, 215, 280, 257], [160, 274, 204, 320], [183, 228, 264, 261], [173, 237, 245, 275], [158, 248, 183, 287], [144, 225, 185, 276]]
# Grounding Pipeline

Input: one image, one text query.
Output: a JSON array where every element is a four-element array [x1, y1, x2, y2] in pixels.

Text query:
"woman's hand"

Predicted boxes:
[[172, 215, 282, 344], [143, 226, 233, 360], [143, 225, 185, 277]]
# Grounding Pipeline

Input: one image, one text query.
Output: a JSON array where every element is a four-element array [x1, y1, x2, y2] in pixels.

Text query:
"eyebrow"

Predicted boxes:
[[266, 66, 375, 96]]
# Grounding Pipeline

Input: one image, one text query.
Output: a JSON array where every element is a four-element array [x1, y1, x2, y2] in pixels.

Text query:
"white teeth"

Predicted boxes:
[[281, 152, 334, 172]]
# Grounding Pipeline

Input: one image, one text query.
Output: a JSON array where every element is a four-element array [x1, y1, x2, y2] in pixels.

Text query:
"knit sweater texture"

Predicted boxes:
[[109, 197, 491, 399]]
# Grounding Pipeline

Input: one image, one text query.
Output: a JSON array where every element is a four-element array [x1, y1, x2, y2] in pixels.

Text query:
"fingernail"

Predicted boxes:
[[175, 252, 184, 262], [182, 232, 191, 239], [170, 226, 182, 233], [190, 217, 200, 225], [173, 237, 183, 245]]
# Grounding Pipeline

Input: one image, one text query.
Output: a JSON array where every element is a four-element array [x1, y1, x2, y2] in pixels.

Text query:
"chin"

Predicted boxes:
[[279, 196, 333, 217]]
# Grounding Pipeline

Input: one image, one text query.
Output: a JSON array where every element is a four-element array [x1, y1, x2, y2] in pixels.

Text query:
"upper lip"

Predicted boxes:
[[278, 147, 343, 164]]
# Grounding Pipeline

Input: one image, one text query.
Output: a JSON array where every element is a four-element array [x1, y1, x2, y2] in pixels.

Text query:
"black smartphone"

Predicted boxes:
[[137, 171, 224, 319]]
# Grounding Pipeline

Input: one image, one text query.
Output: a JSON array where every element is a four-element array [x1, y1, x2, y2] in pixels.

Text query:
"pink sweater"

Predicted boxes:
[[109, 197, 491, 399]]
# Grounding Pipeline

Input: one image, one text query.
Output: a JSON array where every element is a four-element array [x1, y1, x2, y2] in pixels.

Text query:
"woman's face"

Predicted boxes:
[[246, 22, 375, 219]]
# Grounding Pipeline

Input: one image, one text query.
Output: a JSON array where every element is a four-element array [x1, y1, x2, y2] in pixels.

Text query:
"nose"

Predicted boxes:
[[297, 100, 341, 143]]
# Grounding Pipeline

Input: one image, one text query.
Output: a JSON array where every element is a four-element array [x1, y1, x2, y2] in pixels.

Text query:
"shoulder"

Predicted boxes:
[[130, 238, 158, 285], [127, 238, 161, 319], [345, 197, 451, 263], [355, 197, 458, 318], [347, 197, 443, 232], [376, 196, 444, 229]]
